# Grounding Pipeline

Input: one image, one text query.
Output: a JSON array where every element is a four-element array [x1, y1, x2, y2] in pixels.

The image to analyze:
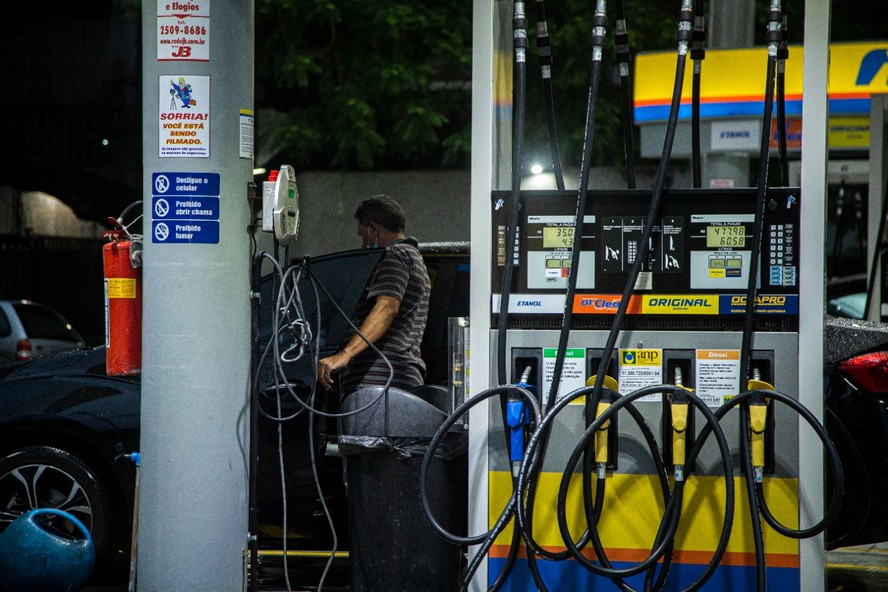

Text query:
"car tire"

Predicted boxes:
[[0, 446, 119, 578]]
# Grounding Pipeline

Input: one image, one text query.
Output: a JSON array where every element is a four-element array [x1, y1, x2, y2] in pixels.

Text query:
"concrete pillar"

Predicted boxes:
[[799, 0, 831, 589], [137, 1, 254, 590]]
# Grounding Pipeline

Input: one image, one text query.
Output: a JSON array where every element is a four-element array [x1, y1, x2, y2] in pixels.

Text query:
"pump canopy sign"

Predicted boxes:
[[159, 75, 210, 158], [157, 0, 210, 62]]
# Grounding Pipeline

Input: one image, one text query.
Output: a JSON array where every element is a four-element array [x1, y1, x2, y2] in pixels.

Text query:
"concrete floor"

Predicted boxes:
[[827, 543, 888, 592]]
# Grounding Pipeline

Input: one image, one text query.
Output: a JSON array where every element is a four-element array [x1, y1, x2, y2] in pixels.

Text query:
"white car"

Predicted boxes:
[[0, 300, 86, 365]]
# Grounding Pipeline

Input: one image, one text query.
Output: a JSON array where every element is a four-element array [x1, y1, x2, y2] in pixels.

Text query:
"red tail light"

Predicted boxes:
[[838, 352, 888, 394], [15, 339, 32, 361]]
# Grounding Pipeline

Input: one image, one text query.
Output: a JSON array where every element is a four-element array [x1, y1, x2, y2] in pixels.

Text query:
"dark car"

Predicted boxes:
[[824, 315, 888, 548], [0, 245, 470, 585]]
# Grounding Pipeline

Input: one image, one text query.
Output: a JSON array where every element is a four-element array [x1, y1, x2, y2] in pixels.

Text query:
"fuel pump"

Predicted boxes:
[[462, 0, 837, 591]]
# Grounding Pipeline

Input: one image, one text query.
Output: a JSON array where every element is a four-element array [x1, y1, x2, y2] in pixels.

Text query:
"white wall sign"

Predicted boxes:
[[239, 109, 254, 160], [157, 0, 210, 62], [159, 75, 210, 158]]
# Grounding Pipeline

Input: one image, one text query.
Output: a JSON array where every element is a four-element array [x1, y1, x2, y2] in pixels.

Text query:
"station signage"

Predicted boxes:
[[157, 0, 210, 62], [634, 42, 888, 122], [158, 75, 211, 158], [151, 172, 220, 244]]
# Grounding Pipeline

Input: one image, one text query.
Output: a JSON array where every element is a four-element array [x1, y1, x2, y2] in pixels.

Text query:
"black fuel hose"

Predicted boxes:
[[417, 385, 542, 590], [544, 0, 607, 416], [497, 0, 530, 387], [690, 0, 705, 188], [516, 383, 671, 573], [590, 0, 694, 392], [554, 385, 735, 592], [534, 0, 565, 190], [615, 0, 636, 188], [775, 13, 789, 186], [514, 383, 674, 592], [561, 2, 697, 586], [740, 3, 780, 381], [586, 0, 695, 455], [514, 385, 615, 560], [738, 405, 767, 591], [720, 390, 844, 538], [736, 5, 782, 589], [497, 4, 551, 586], [518, 0, 610, 567]]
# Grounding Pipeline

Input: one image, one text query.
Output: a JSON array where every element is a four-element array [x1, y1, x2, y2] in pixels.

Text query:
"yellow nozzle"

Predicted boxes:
[[585, 375, 618, 465], [671, 403, 689, 468], [749, 404, 768, 468], [586, 374, 619, 390], [594, 400, 612, 464], [747, 378, 774, 391]]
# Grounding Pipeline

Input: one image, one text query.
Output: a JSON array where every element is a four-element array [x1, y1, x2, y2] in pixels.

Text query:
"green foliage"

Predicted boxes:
[[255, 0, 887, 173], [255, 0, 471, 170], [255, 0, 678, 172]]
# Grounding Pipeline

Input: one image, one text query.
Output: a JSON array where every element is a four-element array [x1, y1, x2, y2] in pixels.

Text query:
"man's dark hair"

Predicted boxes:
[[354, 195, 406, 232]]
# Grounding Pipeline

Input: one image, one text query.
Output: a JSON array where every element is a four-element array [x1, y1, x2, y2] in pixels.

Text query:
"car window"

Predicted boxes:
[[0, 308, 10, 337], [12, 303, 81, 342], [827, 292, 867, 320]]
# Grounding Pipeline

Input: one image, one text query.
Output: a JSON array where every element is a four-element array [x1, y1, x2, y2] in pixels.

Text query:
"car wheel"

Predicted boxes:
[[0, 446, 118, 575]]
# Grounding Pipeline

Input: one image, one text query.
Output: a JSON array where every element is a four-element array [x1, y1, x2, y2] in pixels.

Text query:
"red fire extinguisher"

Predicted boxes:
[[103, 217, 142, 376]]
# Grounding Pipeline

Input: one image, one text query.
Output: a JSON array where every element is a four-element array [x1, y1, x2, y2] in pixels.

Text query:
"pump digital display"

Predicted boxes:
[[706, 225, 746, 248], [543, 226, 575, 248]]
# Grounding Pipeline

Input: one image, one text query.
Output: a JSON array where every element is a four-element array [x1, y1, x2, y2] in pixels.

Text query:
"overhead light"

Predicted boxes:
[[253, 168, 267, 176], [530, 164, 544, 175]]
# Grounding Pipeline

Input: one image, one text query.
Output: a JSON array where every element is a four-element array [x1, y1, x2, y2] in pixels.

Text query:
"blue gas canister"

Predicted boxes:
[[0, 508, 95, 592]]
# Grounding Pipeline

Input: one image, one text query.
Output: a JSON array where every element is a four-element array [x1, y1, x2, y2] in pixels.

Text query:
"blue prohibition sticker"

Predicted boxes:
[[152, 220, 219, 244], [151, 171, 221, 244]]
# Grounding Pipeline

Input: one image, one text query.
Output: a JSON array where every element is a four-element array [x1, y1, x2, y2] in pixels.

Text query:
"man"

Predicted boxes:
[[316, 195, 430, 394]]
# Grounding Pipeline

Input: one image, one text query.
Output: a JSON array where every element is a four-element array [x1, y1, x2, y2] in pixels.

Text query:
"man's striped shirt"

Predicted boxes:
[[340, 238, 430, 394]]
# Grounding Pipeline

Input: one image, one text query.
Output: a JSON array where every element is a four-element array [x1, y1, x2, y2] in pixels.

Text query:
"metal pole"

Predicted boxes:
[[799, 0, 830, 590], [138, 1, 254, 590]]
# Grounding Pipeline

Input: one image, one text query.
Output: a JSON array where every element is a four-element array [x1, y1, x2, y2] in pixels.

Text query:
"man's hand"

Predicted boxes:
[[317, 352, 352, 390]]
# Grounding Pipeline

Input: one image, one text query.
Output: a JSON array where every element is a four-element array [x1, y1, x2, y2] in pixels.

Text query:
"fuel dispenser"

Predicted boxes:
[[455, 0, 836, 591], [484, 187, 821, 590]]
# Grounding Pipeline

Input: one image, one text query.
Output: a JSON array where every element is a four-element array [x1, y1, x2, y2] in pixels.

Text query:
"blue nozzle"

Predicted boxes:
[[506, 399, 526, 463]]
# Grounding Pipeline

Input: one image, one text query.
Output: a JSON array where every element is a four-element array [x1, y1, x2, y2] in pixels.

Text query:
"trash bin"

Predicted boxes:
[[339, 385, 467, 592]]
